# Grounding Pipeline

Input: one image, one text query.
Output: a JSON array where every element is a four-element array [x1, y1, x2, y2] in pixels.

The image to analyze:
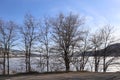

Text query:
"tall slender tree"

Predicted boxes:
[[0, 20, 17, 75], [79, 30, 91, 71], [38, 18, 51, 72], [20, 14, 38, 72], [90, 30, 103, 72]]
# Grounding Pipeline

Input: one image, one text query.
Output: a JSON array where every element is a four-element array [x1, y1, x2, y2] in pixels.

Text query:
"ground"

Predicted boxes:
[[1, 72, 120, 80]]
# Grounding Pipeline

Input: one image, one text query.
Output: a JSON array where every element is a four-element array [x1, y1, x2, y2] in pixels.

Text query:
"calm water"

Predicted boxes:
[[0, 57, 120, 74]]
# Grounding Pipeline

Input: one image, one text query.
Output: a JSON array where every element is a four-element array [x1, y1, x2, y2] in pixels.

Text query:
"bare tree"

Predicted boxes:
[[99, 25, 116, 72], [50, 13, 84, 72], [90, 30, 104, 72], [79, 30, 91, 71], [71, 30, 91, 71], [38, 18, 51, 72], [0, 20, 18, 75], [90, 25, 116, 72], [20, 14, 38, 72]]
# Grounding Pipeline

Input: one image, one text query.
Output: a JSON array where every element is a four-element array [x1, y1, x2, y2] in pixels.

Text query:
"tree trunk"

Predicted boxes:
[[81, 55, 85, 71], [64, 52, 70, 72], [47, 56, 49, 72], [95, 56, 98, 72], [28, 48, 31, 72], [103, 56, 106, 72], [25, 51, 28, 72], [65, 60, 70, 72], [7, 52, 9, 75], [46, 46, 49, 72], [3, 52, 6, 75], [28, 53, 31, 72]]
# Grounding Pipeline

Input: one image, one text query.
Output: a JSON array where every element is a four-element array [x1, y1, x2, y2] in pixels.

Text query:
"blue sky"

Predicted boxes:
[[0, 0, 120, 37]]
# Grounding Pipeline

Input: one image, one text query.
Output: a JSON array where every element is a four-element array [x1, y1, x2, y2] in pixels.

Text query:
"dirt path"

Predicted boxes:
[[2, 72, 120, 80]]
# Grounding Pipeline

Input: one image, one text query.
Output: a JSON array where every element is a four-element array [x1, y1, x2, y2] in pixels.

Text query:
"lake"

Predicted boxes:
[[0, 57, 120, 74]]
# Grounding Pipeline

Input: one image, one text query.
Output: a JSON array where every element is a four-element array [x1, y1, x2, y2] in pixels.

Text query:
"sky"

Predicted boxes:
[[0, 0, 120, 38]]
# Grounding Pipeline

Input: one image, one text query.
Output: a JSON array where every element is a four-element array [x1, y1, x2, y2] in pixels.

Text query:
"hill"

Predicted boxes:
[[77, 43, 120, 57]]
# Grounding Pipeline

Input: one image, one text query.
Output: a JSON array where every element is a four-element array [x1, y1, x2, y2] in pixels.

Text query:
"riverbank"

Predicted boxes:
[[1, 72, 120, 80]]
